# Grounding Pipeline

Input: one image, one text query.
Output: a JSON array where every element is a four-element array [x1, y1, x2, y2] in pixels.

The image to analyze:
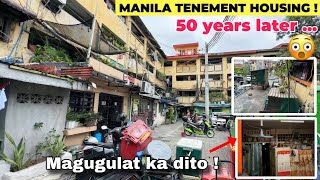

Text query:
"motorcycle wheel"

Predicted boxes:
[[206, 129, 215, 138], [184, 129, 193, 136]]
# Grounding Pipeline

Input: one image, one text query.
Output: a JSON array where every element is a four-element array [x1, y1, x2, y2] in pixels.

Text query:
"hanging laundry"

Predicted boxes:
[[0, 89, 7, 110]]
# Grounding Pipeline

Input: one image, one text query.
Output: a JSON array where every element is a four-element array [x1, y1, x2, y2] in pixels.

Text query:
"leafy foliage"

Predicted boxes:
[[166, 106, 175, 124], [156, 70, 166, 81], [30, 39, 72, 63], [66, 111, 102, 126], [0, 132, 34, 172], [234, 65, 250, 77], [273, 60, 292, 87], [209, 91, 225, 102], [36, 129, 66, 157]]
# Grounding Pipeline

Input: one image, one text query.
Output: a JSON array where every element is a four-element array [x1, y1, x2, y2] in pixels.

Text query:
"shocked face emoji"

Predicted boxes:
[[288, 34, 315, 60]]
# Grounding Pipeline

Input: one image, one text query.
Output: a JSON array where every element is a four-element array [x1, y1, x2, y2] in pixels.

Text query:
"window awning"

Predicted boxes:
[[0, 0, 37, 21]]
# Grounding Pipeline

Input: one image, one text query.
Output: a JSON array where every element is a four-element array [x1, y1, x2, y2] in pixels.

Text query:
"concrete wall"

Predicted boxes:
[[2, 80, 70, 158], [153, 102, 165, 126]]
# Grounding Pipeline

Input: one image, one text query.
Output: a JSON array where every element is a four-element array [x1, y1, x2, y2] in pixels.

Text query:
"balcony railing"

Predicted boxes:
[[174, 81, 197, 89], [201, 81, 223, 88], [177, 96, 196, 104], [200, 64, 222, 73], [176, 65, 196, 73]]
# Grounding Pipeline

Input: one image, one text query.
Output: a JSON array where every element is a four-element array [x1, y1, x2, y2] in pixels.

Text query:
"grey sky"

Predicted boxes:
[[140, 16, 290, 56]]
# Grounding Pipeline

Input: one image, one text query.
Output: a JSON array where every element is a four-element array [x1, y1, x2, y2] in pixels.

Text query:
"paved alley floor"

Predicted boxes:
[[35, 121, 231, 179], [152, 120, 232, 162], [234, 86, 270, 113]]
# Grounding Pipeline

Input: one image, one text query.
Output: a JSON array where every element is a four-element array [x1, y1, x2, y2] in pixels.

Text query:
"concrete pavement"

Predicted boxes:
[[34, 120, 231, 179]]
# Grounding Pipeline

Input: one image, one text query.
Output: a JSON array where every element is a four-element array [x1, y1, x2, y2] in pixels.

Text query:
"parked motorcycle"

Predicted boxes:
[[76, 114, 182, 180], [182, 116, 215, 138]]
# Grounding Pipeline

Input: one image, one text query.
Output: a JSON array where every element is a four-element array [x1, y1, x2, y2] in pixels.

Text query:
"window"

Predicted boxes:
[[290, 60, 314, 83], [105, 0, 115, 12], [200, 74, 221, 81], [181, 50, 185, 56], [201, 58, 223, 65], [227, 57, 232, 64], [187, 49, 192, 55], [0, 16, 11, 42], [178, 91, 196, 96], [159, 103, 164, 113], [164, 61, 172, 67], [176, 75, 196, 81], [146, 62, 154, 73], [69, 91, 94, 112], [193, 49, 197, 55]]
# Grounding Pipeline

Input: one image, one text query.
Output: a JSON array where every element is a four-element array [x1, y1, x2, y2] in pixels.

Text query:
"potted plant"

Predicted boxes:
[[83, 112, 102, 127], [66, 111, 79, 129]]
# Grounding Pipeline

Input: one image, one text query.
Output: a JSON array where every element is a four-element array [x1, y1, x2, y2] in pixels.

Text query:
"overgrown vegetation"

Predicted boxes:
[[273, 60, 292, 88], [209, 91, 227, 102], [36, 129, 66, 157], [30, 39, 72, 63], [66, 111, 102, 126], [234, 65, 250, 77], [156, 70, 166, 81], [0, 132, 34, 172], [166, 106, 175, 124]]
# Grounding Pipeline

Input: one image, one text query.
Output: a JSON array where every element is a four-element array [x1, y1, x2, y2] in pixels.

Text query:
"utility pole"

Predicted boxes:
[[86, 2, 98, 62], [204, 42, 210, 121]]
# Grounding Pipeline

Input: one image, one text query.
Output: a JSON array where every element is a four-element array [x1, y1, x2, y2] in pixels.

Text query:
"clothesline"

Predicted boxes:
[[0, 82, 10, 90]]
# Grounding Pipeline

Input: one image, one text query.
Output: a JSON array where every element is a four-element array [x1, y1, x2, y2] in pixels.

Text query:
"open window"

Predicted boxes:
[[131, 23, 145, 44], [101, 25, 126, 51], [0, 15, 13, 42], [176, 75, 196, 81], [290, 60, 314, 85]]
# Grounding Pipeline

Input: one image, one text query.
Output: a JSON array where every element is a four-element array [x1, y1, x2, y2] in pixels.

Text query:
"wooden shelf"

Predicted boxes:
[[64, 126, 97, 136]]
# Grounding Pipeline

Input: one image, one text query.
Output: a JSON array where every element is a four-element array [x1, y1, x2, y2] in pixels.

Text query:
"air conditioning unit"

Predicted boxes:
[[141, 81, 150, 93], [42, 0, 67, 14], [149, 86, 155, 95]]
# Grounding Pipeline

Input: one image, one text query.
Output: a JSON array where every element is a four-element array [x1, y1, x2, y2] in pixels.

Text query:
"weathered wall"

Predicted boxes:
[[3, 80, 70, 158], [153, 102, 165, 126]]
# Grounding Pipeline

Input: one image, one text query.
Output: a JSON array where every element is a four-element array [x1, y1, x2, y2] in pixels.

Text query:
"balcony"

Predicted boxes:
[[177, 96, 196, 104], [176, 65, 197, 73], [200, 64, 223, 74], [173, 81, 197, 89], [165, 66, 174, 75], [201, 81, 223, 89], [89, 58, 124, 81], [77, 0, 128, 41], [130, 33, 145, 57]]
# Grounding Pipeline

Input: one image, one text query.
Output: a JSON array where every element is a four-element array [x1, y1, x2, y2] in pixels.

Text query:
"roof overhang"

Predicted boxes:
[[0, 0, 37, 21], [0, 63, 89, 91]]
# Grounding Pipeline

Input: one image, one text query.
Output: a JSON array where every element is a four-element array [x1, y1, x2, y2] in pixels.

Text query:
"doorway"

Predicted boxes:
[[98, 93, 123, 128]]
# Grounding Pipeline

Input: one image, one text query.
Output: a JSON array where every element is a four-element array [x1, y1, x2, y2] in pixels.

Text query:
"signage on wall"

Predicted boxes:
[[277, 150, 291, 176]]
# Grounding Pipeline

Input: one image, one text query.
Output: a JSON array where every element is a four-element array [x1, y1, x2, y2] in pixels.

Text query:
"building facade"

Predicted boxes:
[[165, 43, 287, 116], [0, 0, 168, 153]]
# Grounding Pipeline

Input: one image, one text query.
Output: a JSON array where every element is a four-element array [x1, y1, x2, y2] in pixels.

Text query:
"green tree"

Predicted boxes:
[[234, 65, 250, 77], [276, 16, 320, 58]]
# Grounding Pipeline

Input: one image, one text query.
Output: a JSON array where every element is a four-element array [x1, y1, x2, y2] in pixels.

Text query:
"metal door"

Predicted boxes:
[[98, 93, 123, 128]]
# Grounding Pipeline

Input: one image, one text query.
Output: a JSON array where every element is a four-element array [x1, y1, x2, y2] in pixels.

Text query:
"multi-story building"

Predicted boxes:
[[165, 43, 287, 116], [0, 0, 168, 153]]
